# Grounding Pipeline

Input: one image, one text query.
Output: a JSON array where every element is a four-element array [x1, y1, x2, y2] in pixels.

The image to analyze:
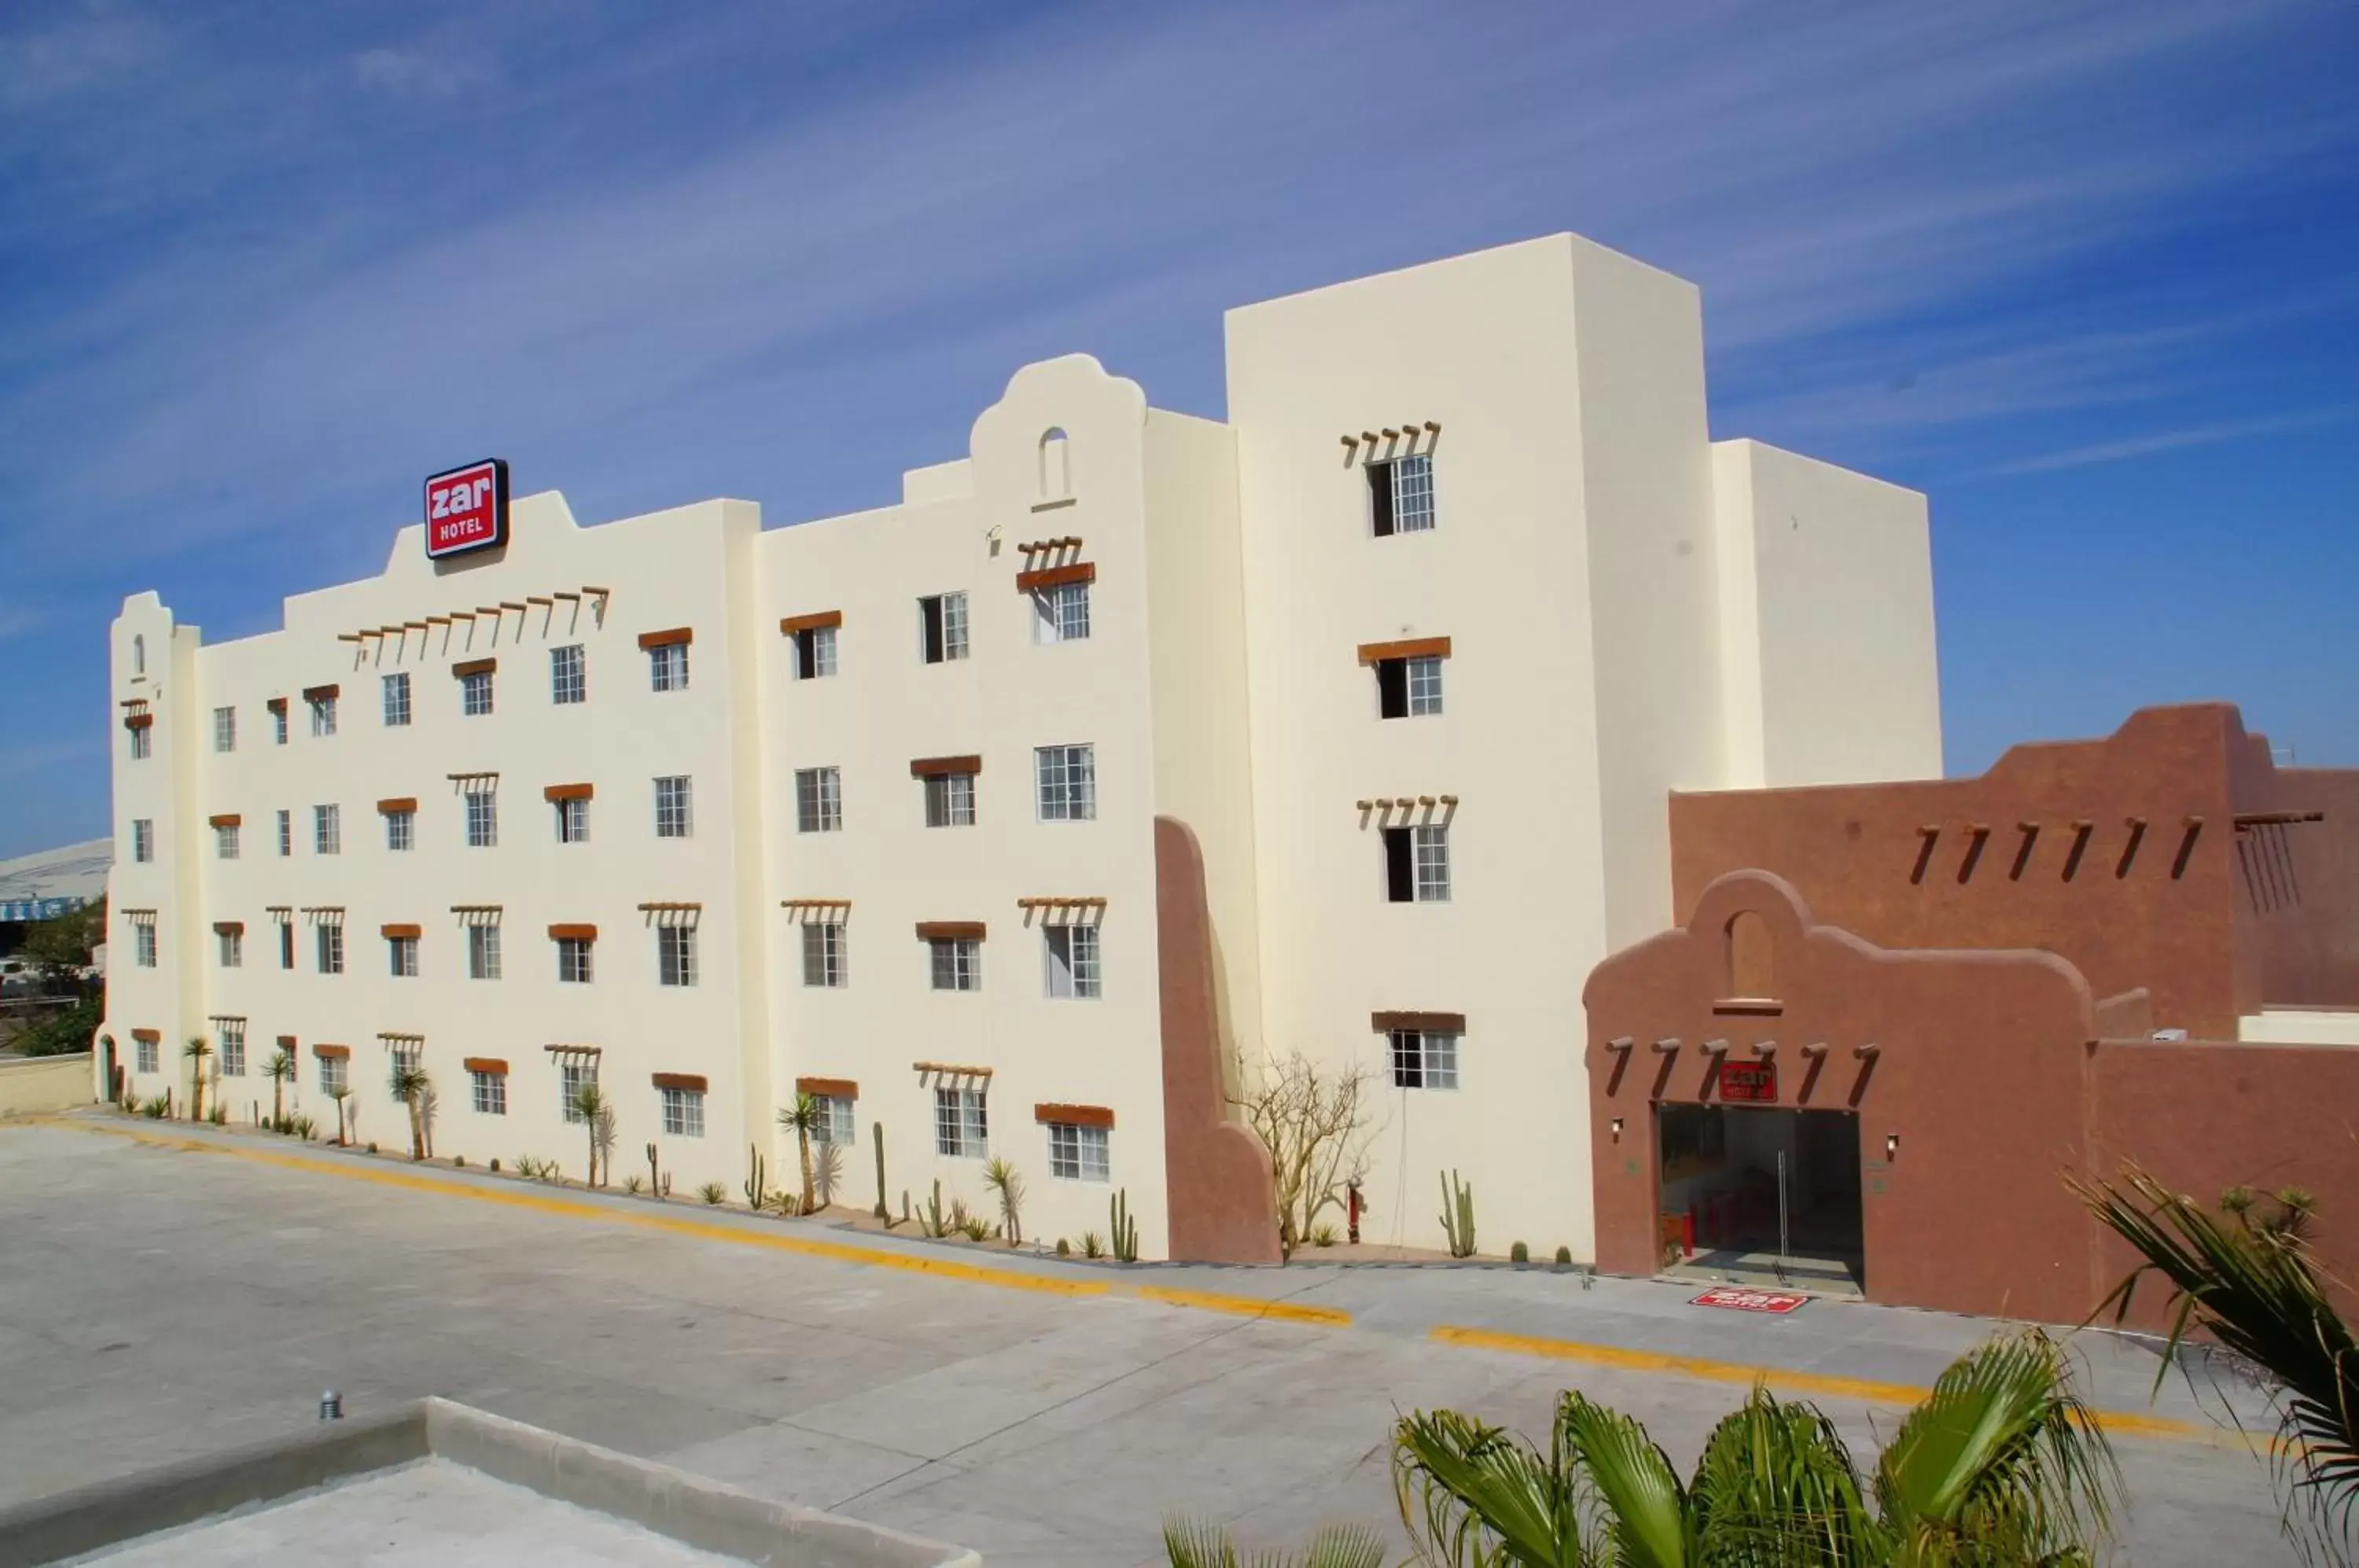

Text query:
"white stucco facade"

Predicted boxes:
[[100, 234, 1940, 1260]]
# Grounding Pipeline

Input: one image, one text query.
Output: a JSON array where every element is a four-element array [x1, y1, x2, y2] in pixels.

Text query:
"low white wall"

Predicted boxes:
[[0, 1053, 95, 1117], [2239, 1010, 2359, 1046]]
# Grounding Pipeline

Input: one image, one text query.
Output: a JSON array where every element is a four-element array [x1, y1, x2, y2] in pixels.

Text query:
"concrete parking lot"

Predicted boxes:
[[0, 1116, 2306, 1565]]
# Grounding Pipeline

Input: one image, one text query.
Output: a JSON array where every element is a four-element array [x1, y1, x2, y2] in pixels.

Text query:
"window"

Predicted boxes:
[[658, 926, 697, 988], [472, 1069, 506, 1116], [132, 634, 145, 675], [1048, 1122, 1110, 1183], [1043, 925, 1101, 999], [271, 704, 289, 745], [277, 810, 293, 858], [278, 919, 295, 970], [1032, 581, 1091, 644], [801, 922, 845, 988], [213, 706, 236, 753], [654, 775, 694, 838], [309, 694, 337, 736], [389, 936, 418, 977], [649, 642, 689, 693], [1383, 824, 1451, 903], [929, 938, 981, 992], [465, 792, 497, 848], [1035, 745, 1095, 822], [315, 922, 344, 975], [385, 809, 414, 852], [555, 797, 590, 845], [319, 1052, 348, 1096], [923, 771, 976, 828], [793, 767, 840, 833], [131, 819, 153, 863], [1389, 1029, 1460, 1091], [661, 1086, 706, 1138], [217, 1020, 246, 1078], [919, 593, 969, 663], [382, 672, 411, 727], [467, 925, 502, 981], [812, 1094, 856, 1147], [560, 1061, 596, 1122], [134, 1035, 158, 1073], [791, 624, 838, 680], [557, 937, 594, 984], [217, 927, 242, 968], [215, 822, 239, 859], [550, 645, 586, 705], [934, 1086, 987, 1158], [313, 804, 340, 855], [1376, 655, 1444, 719], [128, 724, 150, 760], [460, 669, 494, 717], [1370, 451, 1435, 536], [134, 924, 157, 968]]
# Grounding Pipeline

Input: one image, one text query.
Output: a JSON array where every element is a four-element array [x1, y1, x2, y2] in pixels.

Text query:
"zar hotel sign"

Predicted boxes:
[[425, 458, 510, 560]]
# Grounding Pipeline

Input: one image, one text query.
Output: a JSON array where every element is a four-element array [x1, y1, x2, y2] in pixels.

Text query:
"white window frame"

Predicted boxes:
[[467, 924, 502, 981], [812, 1094, 856, 1147], [1043, 924, 1101, 999], [923, 771, 976, 828], [217, 927, 242, 968], [465, 792, 498, 849], [561, 1061, 597, 1123], [318, 1053, 348, 1095], [649, 642, 689, 693], [382, 672, 411, 727], [386, 809, 414, 852], [919, 592, 970, 664], [134, 1035, 159, 1073], [215, 823, 238, 860], [472, 1070, 507, 1116], [654, 775, 694, 839], [661, 1086, 706, 1138], [792, 624, 838, 679], [272, 705, 289, 745], [929, 937, 981, 992], [1389, 1028, 1460, 1091], [801, 922, 845, 988], [315, 922, 344, 975], [213, 706, 237, 753], [389, 935, 419, 978], [215, 1019, 246, 1078], [1407, 655, 1444, 716], [550, 644, 587, 705], [1032, 581, 1091, 644], [460, 669, 494, 717], [557, 936, 594, 984], [313, 804, 340, 856], [277, 810, 293, 857], [1034, 745, 1095, 822], [933, 1086, 987, 1159], [1371, 451, 1436, 536], [1047, 1121, 1110, 1183], [555, 797, 590, 844], [308, 694, 337, 737], [131, 819, 153, 863], [658, 926, 697, 988], [134, 924, 157, 969], [794, 767, 841, 833]]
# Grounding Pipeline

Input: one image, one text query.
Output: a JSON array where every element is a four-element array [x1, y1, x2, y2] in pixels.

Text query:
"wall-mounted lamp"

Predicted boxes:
[[1610, 1117, 1624, 1143], [1885, 1133, 1900, 1161]]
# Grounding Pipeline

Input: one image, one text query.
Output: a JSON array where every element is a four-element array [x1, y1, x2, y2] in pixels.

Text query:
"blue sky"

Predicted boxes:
[[2, 1, 2354, 859]]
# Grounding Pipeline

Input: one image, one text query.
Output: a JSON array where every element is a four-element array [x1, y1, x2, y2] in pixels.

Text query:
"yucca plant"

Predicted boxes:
[[390, 1062, 432, 1161], [2079, 1164, 2359, 1559], [1163, 1518, 1386, 1567], [1392, 1328, 2118, 1566], [984, 1156, 1025, 1246], [777, 1094, 823, 1213], [263, 1047, 293, 1128], [182, 1036, 212, 1122], [572, 1083, 611, 1186]]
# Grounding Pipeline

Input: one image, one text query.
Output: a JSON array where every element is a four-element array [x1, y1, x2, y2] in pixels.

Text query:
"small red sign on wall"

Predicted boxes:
[[1691, 1285, 1808, 1314], [425, 458, 510, 559], [1718, 1059, 1777, 1102]]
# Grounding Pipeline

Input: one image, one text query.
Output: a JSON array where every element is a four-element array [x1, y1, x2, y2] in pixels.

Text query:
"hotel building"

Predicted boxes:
[[99, 234, 1940, 1261]]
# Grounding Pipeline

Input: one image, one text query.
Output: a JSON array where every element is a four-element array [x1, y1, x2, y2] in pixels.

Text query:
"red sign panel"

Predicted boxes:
[[1717, 1059, 1777, 1102], [1691, 1286, 1809, 1314], [425, 459, 510, 559]]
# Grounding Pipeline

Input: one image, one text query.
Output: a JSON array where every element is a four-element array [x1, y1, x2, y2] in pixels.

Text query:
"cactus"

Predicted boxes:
[[743, 1145, 767, 1209], [872, 1121, 890, 1223], [1110, 1189, 1139, 1263], [1439, 1169, 1476, 1259], [921, 1179, 948, 1239], [645, 1143, 662, 1199]]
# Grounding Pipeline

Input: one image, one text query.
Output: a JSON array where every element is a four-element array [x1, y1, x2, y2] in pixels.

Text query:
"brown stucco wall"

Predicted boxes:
[[1155, 816, 1282, 1264], [1584, 871, 2359, 1326], [1669, 705, 2359, 1040]]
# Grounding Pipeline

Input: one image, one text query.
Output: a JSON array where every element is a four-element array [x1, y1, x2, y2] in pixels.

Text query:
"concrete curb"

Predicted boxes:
[[0, 1399, 979, 1567]]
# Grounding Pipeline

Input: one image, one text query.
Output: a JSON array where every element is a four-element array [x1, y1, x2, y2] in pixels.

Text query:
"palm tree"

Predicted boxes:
[[182, 1035, 212, 1122], [328, 1085, 352, 1147], [263, 1047, 293, 1128], [390, 1061, 432, 1161], [2079, 1164, 2359, 1557], [1391, 1329, 2118, 1566], [777, 1094, 823, 1213], [984, 1156, 1025, 1246], [572, 1083, 610, 1187], [1163, 1518, 1385, 1566]]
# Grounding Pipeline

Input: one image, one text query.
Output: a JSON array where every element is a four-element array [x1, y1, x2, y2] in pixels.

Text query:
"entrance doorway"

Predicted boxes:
[[1655, 1102, 1864, 1294]]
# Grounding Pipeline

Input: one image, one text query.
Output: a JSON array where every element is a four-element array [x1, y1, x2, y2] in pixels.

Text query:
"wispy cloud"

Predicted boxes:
[[0, 1, 166, 112], [1963, 404, 2359, 478]]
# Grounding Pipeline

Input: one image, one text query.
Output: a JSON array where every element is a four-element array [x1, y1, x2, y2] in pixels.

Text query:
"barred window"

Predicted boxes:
[[216, 927, 241, 968], [555, 797, 590, 845], [1383, 824, 1451, 903], [272, 705, 289, 745], [919, 592, 969, 664], [1047, 1122, 1110, 1183], [471, 1070, 506, 1116], [795, 767, 841, 833], [314, 804, 340, 855], [933, 1087, 987, 1158], [791, 625, 837, 680], [649, 642, 689, 693], [385, 809, 414, 852], [127, 724, 150, 760], [315, 923, 344, 975], [215, 822, 239, 859], [382, 672, 411, 727], [389, 936, 418, 977], [661, 1086, 705, 1138], [550, 645, 586, 705], [467, 925, 502, 981], [561, 1061, 596, 1122], [811, 1094, 856, 1147], [1034, 745, 1095, 822], [318, 1053, 347, 1095], [1043, 925, 1100, 999], [214, 705, 237, 752], [131, 819, 153, 863], [1370, 452, 1435, 536], [1377, 655, 1445, 719], [465, 793, 497, 849], [658, 926, 697, 988], [309, 694, 337, 736], [277, 810, 292, 857], [1032, 581, 1090, 644], [134, 1036, 159, 1073], [557, 936, 593, 984], [461, 669, 494, 717], [929, 937, 981, 992], [923, 771, 975, 828], [654, 775, 694, 838], [1389, 1029, 1459, 1091], [801, 922, 845, 988], [134, 925, 157, 967], [216, 1020, 247, 1077]]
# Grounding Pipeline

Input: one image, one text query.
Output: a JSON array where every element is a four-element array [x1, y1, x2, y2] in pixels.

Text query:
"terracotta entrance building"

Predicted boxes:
[[1584, 705, 2359, 1324]]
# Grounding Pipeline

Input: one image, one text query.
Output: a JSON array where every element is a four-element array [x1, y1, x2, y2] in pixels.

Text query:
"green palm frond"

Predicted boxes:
[[1393, 1406, 1586, 1566], [1162, 1516, 1387, 1568], [2078, 1165, 2359, 1553], [1872, 1330, 2118, 1565], [1688, 1386, 1871, 1565], [776, 1092, 823, 1133], [1555, 1393, 1692, 1568]]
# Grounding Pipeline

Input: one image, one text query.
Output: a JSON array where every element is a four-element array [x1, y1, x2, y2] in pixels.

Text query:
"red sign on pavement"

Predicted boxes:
[[1691, 1286, 1809, 1314], [425, 458, 510, 560], [1717, 1059, 1777, 1102]]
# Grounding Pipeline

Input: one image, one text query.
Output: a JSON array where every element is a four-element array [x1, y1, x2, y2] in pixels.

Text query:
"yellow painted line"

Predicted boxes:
[[1136, 1285, 1353, 1327], [1429, 1325, 2261, 1451]]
